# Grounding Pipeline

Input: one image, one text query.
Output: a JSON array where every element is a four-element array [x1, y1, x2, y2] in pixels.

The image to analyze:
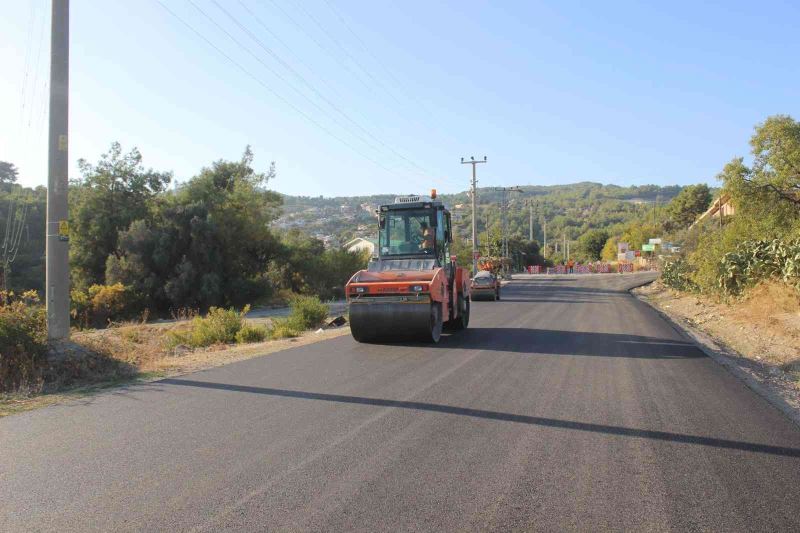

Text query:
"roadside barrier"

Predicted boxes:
[[523, 262, 640, 274]]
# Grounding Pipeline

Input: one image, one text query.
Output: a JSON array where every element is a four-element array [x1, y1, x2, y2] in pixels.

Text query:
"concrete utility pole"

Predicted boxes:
[[543, 217, 547, 258], [461, 156, 486, 275], [653, 194, 659, 226], [494, 186, 522, 274], [484, 211, 490, 256], [46, 0, 70, 340], [528, 200, 534, 241]]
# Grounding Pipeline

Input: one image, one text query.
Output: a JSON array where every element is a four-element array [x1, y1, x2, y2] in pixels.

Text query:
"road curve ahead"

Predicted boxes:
[[2, 274, 799, 531]]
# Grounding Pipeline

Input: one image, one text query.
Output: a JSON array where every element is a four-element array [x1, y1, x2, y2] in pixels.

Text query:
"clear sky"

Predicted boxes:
[[2, 0, 799, 196]]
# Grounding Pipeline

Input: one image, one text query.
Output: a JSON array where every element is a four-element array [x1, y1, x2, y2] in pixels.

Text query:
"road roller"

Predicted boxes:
[[345, 191, 471, 343]]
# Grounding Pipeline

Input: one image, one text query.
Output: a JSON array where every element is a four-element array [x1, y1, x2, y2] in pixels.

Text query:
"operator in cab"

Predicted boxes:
[[419, 221, 434, 250]]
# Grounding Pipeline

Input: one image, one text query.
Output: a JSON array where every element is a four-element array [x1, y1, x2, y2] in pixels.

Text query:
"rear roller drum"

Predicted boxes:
[[444, 293, 470, 331], [427, 302, 443, 343]]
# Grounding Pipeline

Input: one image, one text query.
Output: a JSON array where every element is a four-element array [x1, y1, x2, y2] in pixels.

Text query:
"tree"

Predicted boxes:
[[106, 148, 282, 310], [577, 229, 610, 261], [0, 161, 19, 185], [601, 236, 619, 261], [663, 184, 712, 230], [70, 143, 172, 288], [517, 239, 545, 267], [731, 115, 800, 206]]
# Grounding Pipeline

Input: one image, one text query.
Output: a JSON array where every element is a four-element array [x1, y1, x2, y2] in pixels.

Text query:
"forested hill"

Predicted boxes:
[[277, 182, 686, 248]]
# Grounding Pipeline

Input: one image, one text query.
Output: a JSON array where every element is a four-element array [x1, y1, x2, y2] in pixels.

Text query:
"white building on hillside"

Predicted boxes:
[[344, 237, 376, 255]]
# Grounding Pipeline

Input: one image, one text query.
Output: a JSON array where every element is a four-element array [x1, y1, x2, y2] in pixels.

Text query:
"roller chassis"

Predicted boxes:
[[345, 195, 471, 343]]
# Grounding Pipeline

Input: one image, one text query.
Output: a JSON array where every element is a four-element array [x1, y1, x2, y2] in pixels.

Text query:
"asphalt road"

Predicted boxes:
[[2, 273, 800, 532]]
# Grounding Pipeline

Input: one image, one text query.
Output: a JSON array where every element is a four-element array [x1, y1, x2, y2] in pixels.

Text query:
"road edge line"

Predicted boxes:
[[632, 287, 800, 429]]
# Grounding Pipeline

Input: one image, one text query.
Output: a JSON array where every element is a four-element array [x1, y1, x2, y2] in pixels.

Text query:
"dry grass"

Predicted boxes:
[[0, 320, 349, 418], [636, 279, 800, 384]]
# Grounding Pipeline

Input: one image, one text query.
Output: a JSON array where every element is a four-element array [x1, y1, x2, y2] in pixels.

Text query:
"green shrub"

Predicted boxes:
[[270, 317, 304, 339], [718, 239, 800, 295], [661, 258, 698, 292], [166, 305, 250, 349], [288, 295, 328, 330], [0, 292, 47, 393], [71, 283, 139, 328], [235, 324, 270, 344]]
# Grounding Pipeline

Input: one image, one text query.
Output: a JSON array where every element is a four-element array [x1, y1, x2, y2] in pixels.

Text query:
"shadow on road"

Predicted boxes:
[[377, 328, 705, 359], [159, 378, 800, 458]]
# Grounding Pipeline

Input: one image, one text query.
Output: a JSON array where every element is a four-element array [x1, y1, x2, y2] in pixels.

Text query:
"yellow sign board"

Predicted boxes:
[[58, 220, 69, 241]]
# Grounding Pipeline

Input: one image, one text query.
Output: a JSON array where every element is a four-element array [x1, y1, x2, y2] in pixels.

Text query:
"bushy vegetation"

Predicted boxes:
[[718, 240, 800, 296], [166, 305, 252, 349], [287, 294, 329, 329], [270, 318, 304, 339], [657, 115, 800, 297], [235, 324, 270, 344], [267, 231, 368, 301], [165, 295, 328, 349], [3, 144, 368, 328], [0, 291, 47, 393], [270, 295, 330, 339], [661, 259, 698, 292], [71, 283, 139, 328]]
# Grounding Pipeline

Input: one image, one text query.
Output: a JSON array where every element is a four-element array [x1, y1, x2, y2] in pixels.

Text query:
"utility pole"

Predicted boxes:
[[542, 217, 547, 258], [528, 199, 534, 241], [46, 0, 70, 340], [484, 211, 490, 256], [653, 194, 659, 226], [461, 156, 486, 275], [494, 186, 522, 275]]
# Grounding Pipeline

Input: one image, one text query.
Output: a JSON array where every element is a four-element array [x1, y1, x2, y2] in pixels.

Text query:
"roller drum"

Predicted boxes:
[[349, 299, 441, 343]]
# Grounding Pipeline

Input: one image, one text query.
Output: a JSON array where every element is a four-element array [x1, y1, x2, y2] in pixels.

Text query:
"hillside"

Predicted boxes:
[[276, 182, 684, 252]]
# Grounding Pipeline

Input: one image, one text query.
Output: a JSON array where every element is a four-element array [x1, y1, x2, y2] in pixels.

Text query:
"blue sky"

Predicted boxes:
[[2, 0, 799, 196]]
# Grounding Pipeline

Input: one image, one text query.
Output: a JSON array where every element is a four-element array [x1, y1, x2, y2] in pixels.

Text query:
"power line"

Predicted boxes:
[[313, 0, 463, 188], [155, 0, 409, 179], [210, 0, 434, 180], [235, 0, 350, 102], [320, 0, 438, 120], [187, 0, 433, 188], [18, 0, 37, 128], [27, 0, 47, 130], [263, 0, 375, 94], [262, 0, 464, 191], [293, 0, 405, 109]]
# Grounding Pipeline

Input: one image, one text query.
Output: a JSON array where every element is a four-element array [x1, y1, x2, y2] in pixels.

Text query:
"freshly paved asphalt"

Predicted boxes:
[[2, 273, 800, 532]]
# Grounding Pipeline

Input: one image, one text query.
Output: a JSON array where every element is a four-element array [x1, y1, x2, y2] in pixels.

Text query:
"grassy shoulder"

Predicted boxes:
[[1, 295, 347, 418], [634, 279, 800, 389]]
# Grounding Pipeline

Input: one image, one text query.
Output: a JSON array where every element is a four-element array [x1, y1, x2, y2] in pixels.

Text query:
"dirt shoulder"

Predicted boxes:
[[0, 324, 350, 418], [634, 280, 800, 424]]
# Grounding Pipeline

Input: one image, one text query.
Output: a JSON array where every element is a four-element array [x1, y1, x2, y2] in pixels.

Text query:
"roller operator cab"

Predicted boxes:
[[346, 192, 471, 343]]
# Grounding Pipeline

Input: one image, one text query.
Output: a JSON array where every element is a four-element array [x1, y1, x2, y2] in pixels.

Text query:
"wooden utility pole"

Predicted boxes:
[[461, 156, 486, 275], [46, 0, 70, 340]]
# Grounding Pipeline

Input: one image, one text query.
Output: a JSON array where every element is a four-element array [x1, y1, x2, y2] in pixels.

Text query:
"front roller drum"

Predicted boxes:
[[350, 300, 442, 343]]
